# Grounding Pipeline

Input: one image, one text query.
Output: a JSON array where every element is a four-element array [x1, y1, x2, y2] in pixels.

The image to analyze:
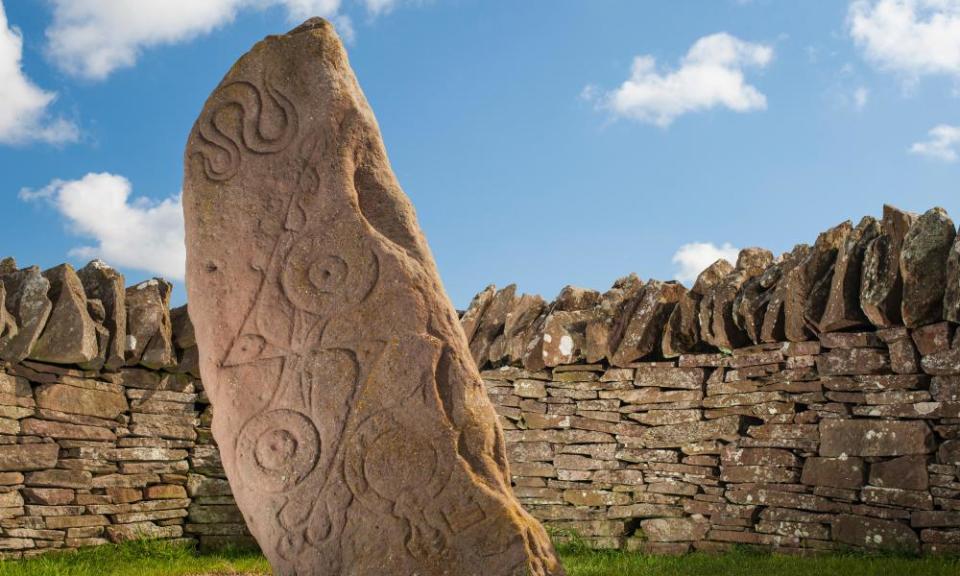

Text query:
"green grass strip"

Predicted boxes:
[[0, 540, 958, 576]]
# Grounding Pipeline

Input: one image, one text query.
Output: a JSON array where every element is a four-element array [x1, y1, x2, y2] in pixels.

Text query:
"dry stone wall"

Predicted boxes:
[[0, 258, 250, 558], [1, 203, 960, 557], [463, 205, 960, 555]]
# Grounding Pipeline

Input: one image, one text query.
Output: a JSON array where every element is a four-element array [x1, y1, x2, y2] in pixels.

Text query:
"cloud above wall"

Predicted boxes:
[[0, 1, 78, 145], [672, 241, 741, 284], [585, 33, 773, 127], [44, 0, 404, 80], [849, 0, 960, 80], [910, 124, 960, 162], [19, 173, 185, 280]]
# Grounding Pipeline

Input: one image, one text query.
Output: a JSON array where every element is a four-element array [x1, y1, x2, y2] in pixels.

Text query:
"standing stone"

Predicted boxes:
[[861, 205, 916, 327], [125, 279, 176, 369], [183, 19, 561, 576], [29, 264, 99, 365], [819, 216, 880, 332], [0, 266, 52, 362], [77, 260, 127, 371], [900, 207, 955, 328]]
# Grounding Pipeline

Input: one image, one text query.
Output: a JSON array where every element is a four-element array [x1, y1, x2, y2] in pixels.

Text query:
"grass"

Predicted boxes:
[[0, 540, 269, 576], [556, 545, 960, 576], [0, 539, 957, 576]]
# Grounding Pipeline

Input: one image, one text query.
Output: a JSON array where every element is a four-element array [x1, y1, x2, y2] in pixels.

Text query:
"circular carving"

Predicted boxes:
[[363, 427, 438, 501], [237, 409, 320, 493], [280, 227, 378, 315], [345, 415, 453, 513]]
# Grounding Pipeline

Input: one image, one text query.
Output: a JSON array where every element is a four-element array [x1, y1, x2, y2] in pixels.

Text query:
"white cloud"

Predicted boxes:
[[19, 173, 185, 280], [362, 0, 399, 15], [0, 1, 77, 145], [849, 0, 960, 79], [588, 33, 773, 127], [672, 242, 741, 284], [45, 0, 346, 80], [854, 86, 870, 109], [910, 124, 960, 162]]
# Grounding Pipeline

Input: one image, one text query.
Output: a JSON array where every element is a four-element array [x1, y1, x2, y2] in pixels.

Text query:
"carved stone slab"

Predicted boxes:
[[183, 18, 562, 576]]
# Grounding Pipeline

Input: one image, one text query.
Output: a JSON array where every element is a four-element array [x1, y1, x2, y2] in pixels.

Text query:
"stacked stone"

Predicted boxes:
[[0, 259, 200, 557], [466, 205, 960, 554], [184, 376, 255, 550]]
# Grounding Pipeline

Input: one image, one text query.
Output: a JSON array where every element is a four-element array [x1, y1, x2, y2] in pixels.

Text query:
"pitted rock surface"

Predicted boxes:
[[183, 18, 562, 576]]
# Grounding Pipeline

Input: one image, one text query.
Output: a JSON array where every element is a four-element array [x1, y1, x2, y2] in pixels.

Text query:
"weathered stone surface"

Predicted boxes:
[[553, 286, 600, 312], [611, 281, 684, 366], [937, 440, 960, 465], [23, 488, 74, 506], [663, 261, 731, 358], [460, 285, 494, 344], [500, 294, 546, 366], [800, 457, 864, 489], [469, 284, 517, 367], [799, 222, 851, 338], [29, 264, 98, 365], [640, 517, 709, 542], [861, 205, 916, 327], [0, 443, 58, 472], [125, 279, 175, 369], [912, 322, 953, 356], [587, 274, 642, 363], [633, 365, 704, 390], [944, 230, 960, 323], [21, 418, 115, 442], [760, 245, 809, 343], [35, 383, 128, 420], [820, 216, 881, 332], [900, 207, 955, 328], [170, 304, 196, 350], [24, 469, 92, 489], [819, 420, 933, 457], [0, 266, 52, 362], [869, 455, 928, 491], [541, 309, 590, 367], [921, 346, 960, 376], [0, 281, 15, 347], [734, 257, 782, 345], [183, 19, 561, 576], [833, 514, 919, 552], [816, 348, 890, 376], [636, 416, 742, 448], [77, 260, 126, 371], [701, 249, 771, 351], [106, 522, 182, 543]]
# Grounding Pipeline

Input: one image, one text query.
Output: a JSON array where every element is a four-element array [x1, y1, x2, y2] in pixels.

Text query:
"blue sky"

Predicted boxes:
[[1, 0, 959, 308]]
